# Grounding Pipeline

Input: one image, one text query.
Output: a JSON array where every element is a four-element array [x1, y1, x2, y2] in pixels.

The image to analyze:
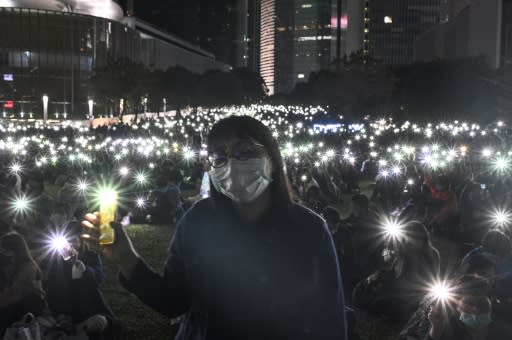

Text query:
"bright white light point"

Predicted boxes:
[[12, 195, 31, 214], [9, 162, 22, 174], [75, 179, 89, 194], [119, 166, 129, 176], [381, 217, 404, 240], [392, 166, 401, 175], [51, 236, 69, 252], [482, 149, 492, 157], [184, 150, 195, 160], [493, 156, 510, 173], [135, 172, 148, 184], [491, 209, 511, 227], [407, 179, 414, 185], [430, 280, 454, 304], [136, 197, 146, 208], [301, 175, 308, 182]]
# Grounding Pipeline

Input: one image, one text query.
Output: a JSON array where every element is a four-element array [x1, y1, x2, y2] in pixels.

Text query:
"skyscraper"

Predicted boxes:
[[364, 0, 441, 64], [260, 0, 276, 94], [259, 0, 348, 95], [414, 0, 503, 69], [502, 0, 512, 65]]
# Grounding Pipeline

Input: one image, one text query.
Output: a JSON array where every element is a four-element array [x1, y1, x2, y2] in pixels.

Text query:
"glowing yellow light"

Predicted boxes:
[[97, 187, 118, 245]]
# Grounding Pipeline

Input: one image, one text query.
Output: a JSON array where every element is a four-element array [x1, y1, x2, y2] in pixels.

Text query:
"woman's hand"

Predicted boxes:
[[81, 212, 140, 279], [427, 304, 446, 339]]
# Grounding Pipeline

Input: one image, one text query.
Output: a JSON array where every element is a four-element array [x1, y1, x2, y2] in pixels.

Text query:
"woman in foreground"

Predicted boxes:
[[83, 116, 346, 339]]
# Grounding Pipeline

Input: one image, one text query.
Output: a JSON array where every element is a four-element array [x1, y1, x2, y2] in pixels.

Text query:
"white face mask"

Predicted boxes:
[[209, 157, 273, 203]]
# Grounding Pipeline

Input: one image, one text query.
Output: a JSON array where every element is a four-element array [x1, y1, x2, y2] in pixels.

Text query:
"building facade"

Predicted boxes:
[[259, 0, 350, 95], [133, 0, 252, 69], [501, 0, 512, 65], [414, 0, 504, 69], [0, 0, 226, 119], [364, 0, 441, 65]]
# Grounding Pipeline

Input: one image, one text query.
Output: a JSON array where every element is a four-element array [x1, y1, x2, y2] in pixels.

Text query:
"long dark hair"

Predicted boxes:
[[1, 232, 42, 284], [396, 221, 439, 279], [207, 116, 293, 210]]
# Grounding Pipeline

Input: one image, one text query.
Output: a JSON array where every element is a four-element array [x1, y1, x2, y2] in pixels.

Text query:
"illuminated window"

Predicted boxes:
[[298, 74, 305, 79], [384, 16, 393, 24], [301, 4, 313, 8]]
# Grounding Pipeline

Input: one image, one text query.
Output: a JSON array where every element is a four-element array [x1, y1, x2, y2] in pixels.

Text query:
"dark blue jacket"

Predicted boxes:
[[120, 198, 347, 339]]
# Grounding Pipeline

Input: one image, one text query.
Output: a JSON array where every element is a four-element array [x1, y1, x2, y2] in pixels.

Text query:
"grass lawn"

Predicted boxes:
[[101, 224, 177, 339]]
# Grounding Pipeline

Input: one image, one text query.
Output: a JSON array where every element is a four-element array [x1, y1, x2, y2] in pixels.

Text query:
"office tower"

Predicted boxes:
[[364, 0, 441, 64], [259, 0, 348, 94]]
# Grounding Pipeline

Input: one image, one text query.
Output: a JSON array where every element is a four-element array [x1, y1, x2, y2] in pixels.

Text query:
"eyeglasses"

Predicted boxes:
[[208, 141, 266, 168]]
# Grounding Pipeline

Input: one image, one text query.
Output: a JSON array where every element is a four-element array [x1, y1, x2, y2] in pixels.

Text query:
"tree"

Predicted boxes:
[[194, 70, 244, 107], [396, 57, 498, 122], [286, 51, 396, 117], [162, 66, 199, 114], [232, 68, 266, 103], [90, 59, 150, 118]]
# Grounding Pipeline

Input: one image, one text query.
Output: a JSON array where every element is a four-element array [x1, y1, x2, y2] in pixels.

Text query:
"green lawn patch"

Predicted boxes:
[[101, 224, 176, 339]]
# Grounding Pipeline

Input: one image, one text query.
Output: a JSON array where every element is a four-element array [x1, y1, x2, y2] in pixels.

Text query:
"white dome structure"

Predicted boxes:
[[0, 0, 124, 21]]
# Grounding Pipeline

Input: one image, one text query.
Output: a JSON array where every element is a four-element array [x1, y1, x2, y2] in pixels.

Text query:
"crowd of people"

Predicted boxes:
[[0, 105, 512, 339]]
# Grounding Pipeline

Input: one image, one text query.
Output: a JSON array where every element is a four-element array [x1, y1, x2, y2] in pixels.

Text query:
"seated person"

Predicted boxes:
[[167, 169, 185, 222], [400, 274, 511, 340], [43, 222, 116, 339], [458, 230, 512, 324], [0, 232, 47, 336], [423, 175, 457, 231], [305, 185, 328, 214], [322, 206, 358, 301], [149, 171, 184, 225], [353, 222, 440, 326]]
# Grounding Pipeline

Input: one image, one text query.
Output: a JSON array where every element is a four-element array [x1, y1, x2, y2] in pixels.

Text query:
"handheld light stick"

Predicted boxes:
[[98, 188, 118, 245]]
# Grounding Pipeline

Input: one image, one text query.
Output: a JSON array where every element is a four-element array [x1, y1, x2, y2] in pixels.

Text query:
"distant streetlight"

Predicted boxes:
[[384, 16, 393, 24], [88, 99, 94, 120], [119, 98, 124, 116], [42, 95, 49, 124]]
